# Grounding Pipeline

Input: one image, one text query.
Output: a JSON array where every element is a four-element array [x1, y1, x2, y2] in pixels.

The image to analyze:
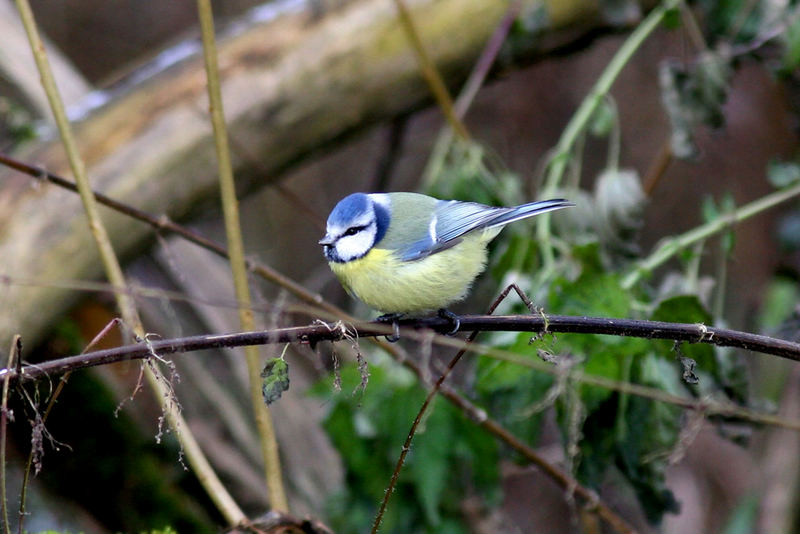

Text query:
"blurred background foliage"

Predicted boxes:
[[2, 0, 800, 533]]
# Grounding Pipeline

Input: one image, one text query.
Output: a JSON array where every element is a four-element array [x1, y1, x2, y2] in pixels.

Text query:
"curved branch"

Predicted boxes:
[[6, 314, 799, 382]]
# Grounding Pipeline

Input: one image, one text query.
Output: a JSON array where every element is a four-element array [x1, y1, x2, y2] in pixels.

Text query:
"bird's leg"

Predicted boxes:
[[437, 308, 461, 335], [376, 313, 404, 342]]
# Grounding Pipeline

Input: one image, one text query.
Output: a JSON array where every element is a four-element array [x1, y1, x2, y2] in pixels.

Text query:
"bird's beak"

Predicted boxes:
[[319, 234, 335, 246]]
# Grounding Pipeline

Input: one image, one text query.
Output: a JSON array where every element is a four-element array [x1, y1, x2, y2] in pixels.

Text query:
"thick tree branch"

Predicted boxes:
[[5, 314, 799, 382]]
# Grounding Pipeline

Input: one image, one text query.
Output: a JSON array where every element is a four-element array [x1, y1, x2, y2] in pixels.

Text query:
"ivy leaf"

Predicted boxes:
[[550, 271, 630, 319], [475, 355, 554, 445], [261, 357, 290, 405]]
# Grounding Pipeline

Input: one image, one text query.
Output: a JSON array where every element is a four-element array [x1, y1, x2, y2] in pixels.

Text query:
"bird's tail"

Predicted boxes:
[[486, 198, 574, 229]]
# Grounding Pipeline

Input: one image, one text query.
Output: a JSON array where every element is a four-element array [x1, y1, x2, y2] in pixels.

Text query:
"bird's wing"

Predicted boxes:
[[393, 199, 574, 261], [434, 200, 511, 243], [391, 201, 508, 261]]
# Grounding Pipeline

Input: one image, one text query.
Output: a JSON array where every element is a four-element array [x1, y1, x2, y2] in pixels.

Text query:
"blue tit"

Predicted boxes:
[[319, 192, 573, 315]]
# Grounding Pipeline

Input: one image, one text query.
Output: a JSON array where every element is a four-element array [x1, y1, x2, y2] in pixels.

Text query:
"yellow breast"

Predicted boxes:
[[328, 234, 491, 314]]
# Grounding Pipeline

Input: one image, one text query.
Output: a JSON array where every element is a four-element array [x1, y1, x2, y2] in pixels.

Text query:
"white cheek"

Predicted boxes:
[[335, 227, 376, 261]]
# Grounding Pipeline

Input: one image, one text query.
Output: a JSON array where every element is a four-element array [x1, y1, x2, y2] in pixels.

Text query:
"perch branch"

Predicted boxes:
[[7, 314, 799, 381]]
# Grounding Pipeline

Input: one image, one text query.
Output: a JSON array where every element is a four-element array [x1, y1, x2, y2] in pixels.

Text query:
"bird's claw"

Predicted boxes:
[[377, 313, 404, 343], [437, 308, 461, 335]]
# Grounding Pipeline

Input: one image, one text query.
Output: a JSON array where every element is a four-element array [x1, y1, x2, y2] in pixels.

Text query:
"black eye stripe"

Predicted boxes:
[[343, 225, 368, 236]]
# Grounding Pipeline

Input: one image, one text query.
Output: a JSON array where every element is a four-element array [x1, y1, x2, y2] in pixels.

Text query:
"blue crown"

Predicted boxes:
[[327, 193, 370, 226]]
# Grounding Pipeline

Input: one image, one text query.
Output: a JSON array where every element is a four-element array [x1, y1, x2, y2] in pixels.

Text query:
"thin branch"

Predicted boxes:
[[642, 140, 673, 195], [1, 336, 20, 534], [453, 0, 522, 119], [393, 0, 470, 139], [622, 181, 800, 288], [435, 382, 636, 533], [196, 0, 287, 511], [17, 319, 122, 534], [7, 314, 799, 382], [4, 314, 799, 531]]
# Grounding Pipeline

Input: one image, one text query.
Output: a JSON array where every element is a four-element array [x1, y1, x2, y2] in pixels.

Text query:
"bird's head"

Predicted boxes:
[[319, 193, 389, 263]]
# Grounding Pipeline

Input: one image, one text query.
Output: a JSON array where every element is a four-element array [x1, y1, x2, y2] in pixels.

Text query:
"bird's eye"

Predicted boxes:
[[344, 226, 364, 237]]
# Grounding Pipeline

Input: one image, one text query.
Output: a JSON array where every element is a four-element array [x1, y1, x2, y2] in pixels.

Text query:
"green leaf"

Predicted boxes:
[[314, 361, 501, 532], [662, 6, 681, 29], [261, 357, 290, 405], [778, 212, 800, 252], [550, 271, 630, 318], [475, 353, 554, 445], [698, 0, 765, 44], [620, 355, 682, 522]]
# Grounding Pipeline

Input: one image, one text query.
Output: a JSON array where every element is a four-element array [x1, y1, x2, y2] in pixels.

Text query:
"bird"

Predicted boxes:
[[319, 192, 574, 324]]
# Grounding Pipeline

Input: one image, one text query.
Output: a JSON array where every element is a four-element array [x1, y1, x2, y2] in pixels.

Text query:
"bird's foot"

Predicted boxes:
[[376, 313, 404, 342], [437, 308, 461, 335]]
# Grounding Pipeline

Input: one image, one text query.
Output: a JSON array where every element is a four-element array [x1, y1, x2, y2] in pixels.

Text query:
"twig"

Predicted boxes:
[[196, 0, 287, 511], [393, 0, 470, 139], [17, 319, 122, 534], [12, 0, 246, 525], [1, 336, 20, 534], [453, 0, 522, 119], [421, 0, 521, 187], [642, 141, 673, 195], [622, 181, 800, 288]]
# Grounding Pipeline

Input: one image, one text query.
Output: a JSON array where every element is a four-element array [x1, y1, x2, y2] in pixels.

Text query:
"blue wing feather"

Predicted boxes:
[[396, 198, 573, 261]]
